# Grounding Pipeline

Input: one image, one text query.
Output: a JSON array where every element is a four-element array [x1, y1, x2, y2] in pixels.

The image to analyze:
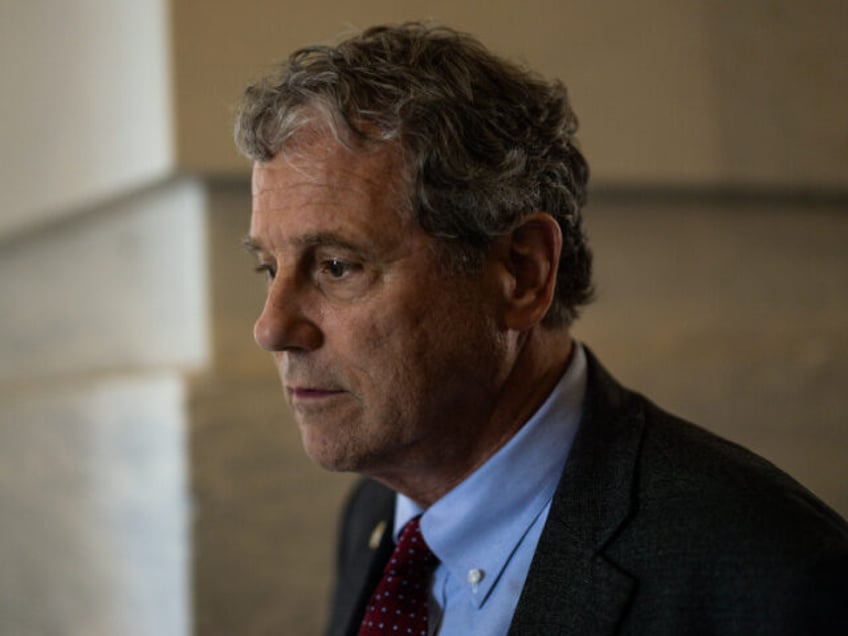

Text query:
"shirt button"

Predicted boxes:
[[467, 568, 484, 593]]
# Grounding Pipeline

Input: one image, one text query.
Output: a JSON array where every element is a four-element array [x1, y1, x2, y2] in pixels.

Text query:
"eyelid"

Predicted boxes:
[[312, 254, 377, 301], [313, 243, 364, 264], [254, 263, 276, 281]]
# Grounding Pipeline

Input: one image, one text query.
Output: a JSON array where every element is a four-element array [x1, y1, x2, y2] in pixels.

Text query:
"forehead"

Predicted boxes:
[[253, 133, 407, 206], [250, 134, 416, 245]]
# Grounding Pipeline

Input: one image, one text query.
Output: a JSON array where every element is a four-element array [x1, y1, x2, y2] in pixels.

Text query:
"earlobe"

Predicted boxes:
[[500, 213, 562, 330]]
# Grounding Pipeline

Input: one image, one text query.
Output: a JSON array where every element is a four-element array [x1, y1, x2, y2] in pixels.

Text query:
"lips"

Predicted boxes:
[[282, 364, 348, 402], [288, 386, 345, 399], [285, 378, 350, 403]]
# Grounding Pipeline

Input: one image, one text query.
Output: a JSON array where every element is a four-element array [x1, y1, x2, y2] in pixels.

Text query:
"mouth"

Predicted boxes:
[[287, 386, 347, 401]]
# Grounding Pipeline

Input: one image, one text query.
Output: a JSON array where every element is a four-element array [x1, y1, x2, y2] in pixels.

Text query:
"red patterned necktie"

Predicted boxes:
[[358, 516, 438, 636]]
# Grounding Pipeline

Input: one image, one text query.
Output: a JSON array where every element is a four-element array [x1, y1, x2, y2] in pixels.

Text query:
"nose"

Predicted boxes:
[[253, 277, 323, 352]]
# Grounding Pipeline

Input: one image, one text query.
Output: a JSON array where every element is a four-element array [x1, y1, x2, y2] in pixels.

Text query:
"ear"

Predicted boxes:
[[494, 212, 562, 330]]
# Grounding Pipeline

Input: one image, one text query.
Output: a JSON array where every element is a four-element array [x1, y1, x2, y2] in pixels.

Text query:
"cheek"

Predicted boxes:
[[333, 305, 434, 414], [325, 279, 497, 406]]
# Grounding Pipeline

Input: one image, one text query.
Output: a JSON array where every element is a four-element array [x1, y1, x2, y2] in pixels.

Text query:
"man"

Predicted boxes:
[[235, 22, 848, 635]]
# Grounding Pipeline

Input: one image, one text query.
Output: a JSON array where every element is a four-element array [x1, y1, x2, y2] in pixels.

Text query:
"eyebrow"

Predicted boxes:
[[241, 235, 264, 255], [241, 232, 371, 259]]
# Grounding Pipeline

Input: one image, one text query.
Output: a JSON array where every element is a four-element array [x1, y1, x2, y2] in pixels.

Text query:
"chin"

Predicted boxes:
[[310, 453, 359, 473], [300, 431, 364, 474]]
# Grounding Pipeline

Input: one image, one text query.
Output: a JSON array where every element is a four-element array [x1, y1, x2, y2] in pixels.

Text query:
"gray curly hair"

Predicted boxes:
[[235, 22, 593, 326]]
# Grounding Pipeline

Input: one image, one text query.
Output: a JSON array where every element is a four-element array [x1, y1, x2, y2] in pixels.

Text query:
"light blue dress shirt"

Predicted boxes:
[[393, 343, 587, 636]]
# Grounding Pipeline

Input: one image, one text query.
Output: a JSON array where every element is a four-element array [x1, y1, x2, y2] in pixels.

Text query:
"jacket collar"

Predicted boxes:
[[509, 348, 642, 634]]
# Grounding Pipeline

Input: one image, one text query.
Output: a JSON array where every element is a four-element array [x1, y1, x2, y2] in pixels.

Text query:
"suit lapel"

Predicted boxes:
[[340, 506, 396, 636], [509, 350, 642, 635], [324, 480, 395, 636]]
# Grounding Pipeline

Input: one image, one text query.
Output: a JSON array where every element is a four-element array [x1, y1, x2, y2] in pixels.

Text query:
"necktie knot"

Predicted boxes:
[[358, 517, 437, 635], [392, 516, 437, 576]]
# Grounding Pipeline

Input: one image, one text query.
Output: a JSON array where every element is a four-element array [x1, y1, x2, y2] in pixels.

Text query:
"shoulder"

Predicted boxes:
[[581, 348, 848, 548], [590, 373, 848, 631], [633, 394, 847, 549], [566, 350, 848, 629], [621, 396, 848, 631]]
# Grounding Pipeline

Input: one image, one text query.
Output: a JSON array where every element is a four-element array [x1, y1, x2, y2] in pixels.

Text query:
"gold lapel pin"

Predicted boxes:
[[368, 520, 387, 550]]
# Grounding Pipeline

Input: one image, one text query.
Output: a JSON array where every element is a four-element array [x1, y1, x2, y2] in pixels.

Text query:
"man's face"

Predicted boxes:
[[248, 134, 508, 482]]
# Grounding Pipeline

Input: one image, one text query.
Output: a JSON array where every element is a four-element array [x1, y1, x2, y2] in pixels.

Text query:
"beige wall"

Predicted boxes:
[[5, 0, 844, 235], [171, 0, 848, 188]]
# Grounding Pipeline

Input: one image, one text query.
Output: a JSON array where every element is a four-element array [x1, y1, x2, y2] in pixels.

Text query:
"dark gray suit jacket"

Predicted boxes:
[[325, 351, 848, 635]]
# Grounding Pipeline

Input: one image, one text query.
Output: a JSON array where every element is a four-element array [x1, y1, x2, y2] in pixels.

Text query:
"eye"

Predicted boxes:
[[254, 264, 276, 282], [313, 255, 376, 301], [321, 258, 357, 279]]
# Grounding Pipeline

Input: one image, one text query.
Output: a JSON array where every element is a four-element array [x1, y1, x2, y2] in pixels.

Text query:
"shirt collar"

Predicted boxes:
[[394, 342, 587, 607]]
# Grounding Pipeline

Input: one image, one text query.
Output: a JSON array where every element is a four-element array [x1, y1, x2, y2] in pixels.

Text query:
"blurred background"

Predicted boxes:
[[1, 1, 846, 634]]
